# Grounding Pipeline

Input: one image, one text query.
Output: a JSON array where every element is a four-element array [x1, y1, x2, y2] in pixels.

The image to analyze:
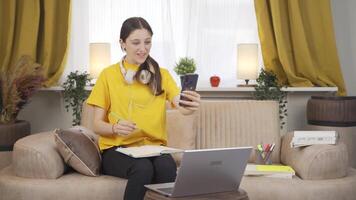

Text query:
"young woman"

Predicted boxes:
[[86, 17, 200, 200]]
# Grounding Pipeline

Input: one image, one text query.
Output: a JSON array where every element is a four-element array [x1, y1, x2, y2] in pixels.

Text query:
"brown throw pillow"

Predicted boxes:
[[69, 126, 99, 148], [54, 129, 101, 176]]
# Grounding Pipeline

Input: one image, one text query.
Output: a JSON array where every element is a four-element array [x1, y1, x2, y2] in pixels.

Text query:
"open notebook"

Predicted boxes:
[[116, 145, 184, 158]]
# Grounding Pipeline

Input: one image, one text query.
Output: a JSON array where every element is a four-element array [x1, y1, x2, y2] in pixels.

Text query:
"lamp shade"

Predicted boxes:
[[89, 43, 111, 78], [237, 44, 258, 80]]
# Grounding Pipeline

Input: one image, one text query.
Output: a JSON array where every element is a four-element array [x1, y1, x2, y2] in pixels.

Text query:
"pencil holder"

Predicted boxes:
[[254, 149, 273, 165]]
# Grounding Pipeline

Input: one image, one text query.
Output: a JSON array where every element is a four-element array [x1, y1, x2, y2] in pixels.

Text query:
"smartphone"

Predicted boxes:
[[179, 74, 199, 107]]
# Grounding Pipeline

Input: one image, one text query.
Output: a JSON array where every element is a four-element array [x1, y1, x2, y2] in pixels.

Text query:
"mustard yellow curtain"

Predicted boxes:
[[254, 0, 346, 95], [0, 0, 70, 87]]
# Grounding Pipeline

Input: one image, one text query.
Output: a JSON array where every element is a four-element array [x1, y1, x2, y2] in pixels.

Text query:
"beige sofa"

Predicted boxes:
[[1, 100, 356, 200]]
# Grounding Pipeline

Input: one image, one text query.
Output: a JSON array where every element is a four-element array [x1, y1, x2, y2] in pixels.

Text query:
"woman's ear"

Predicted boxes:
[[119, 39, 126, 51]]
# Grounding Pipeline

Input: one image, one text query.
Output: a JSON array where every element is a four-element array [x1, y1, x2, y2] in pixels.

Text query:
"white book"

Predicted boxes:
[[292, 136, 337, 143], [291, 142, 337, 148], [262, 173, 294, 179], [291, 137, 337, 148], [293, 131, 338, 138], [291, 131, 338, 148], [116, 145, 184, 158]]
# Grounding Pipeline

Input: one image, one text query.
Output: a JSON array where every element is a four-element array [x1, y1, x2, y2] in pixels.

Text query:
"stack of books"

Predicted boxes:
[[290, 131, 338, 148], [244, 164, 295, 179]]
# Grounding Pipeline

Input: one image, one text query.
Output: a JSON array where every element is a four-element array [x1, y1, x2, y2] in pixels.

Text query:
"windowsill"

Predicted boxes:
[[40, 86, 338, 92], [197, 86, 338, 92]]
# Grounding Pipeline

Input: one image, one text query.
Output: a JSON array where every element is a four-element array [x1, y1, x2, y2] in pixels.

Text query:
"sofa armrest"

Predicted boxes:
[[13, 132, 66, 179], [281, 132, 348, 180]]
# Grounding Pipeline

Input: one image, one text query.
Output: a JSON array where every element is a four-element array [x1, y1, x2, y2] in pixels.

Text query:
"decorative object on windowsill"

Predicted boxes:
[[210, 75, 220, 87], [253, 69, 287, 128], [62, 71, 91, 126], [307, 96, 356, 127], [174, 57, 199, 101], [0, 55, 45, 166], [174, 57, 197, 76], [89, 43, 111, 85], [0, 55, 46, 124], [237, 43, 259, 87]]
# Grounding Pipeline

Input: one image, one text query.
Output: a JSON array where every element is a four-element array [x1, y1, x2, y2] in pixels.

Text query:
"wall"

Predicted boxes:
[[18, 92, 73, 133], [332, 0, 356, 96]]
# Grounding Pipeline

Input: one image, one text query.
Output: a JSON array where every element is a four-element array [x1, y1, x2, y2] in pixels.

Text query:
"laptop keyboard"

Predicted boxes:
[[157, 187, 174, 195]]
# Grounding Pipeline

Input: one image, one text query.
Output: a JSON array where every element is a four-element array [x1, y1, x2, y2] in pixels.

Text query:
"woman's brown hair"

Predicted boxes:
[[120, 17, 164, 96]]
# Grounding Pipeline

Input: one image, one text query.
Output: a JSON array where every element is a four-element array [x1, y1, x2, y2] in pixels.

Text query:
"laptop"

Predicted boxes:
[[145, 146, 252, 197]]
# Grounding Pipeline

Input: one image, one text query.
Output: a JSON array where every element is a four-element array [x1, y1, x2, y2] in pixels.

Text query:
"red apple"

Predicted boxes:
[[210, 75, 220, 87]]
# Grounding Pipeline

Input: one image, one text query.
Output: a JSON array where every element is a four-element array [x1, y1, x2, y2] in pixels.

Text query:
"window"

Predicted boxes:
[[88, 0, 261, 87]]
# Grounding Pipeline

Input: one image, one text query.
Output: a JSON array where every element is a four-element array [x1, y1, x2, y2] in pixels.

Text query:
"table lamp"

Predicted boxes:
[[89, 43, 111, 83], [237, 43, 258, 87]]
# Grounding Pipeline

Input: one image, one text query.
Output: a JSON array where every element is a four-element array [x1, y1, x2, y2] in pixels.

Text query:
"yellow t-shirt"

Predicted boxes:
[[86, 61, 180, 150]]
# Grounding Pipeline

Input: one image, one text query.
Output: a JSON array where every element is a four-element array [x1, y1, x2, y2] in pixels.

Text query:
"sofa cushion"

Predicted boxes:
[[54, 129, 101, 176], [0, 166, 127, 200], [0, 151, 12, 170], [241, 168, 356, 200], [281, 132, 348, 180], [13, 132, 66, 179], [166, 110, 197, 164]]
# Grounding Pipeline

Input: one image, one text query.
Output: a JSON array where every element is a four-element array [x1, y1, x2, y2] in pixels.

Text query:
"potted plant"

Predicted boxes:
[[253, 68, 287, 128], [0, 55, 45, 162], [174, 57, 199, 92], [62, 71, 91, 126]]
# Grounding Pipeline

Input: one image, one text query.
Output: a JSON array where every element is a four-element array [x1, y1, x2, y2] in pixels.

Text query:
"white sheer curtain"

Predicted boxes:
[[183, 0, 261, 86], [61, 0, 89, 84], [88, 0, 260, 87]]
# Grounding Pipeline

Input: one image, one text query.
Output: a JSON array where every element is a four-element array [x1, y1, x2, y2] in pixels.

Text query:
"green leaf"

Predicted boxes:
[[174, 57, 197, 75], [253, 68, 288, 129], [62, 71, 91, 126]]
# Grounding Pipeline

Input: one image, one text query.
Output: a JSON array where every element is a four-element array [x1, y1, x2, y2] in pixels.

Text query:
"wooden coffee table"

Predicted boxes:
[[144, 189, 249, 200]]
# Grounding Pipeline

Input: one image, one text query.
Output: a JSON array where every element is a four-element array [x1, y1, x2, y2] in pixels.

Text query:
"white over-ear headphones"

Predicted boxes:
[[119, 57, 152, 85]]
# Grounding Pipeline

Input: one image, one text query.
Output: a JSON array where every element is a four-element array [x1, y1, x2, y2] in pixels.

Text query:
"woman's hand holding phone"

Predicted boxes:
[[179, 90, 201, 111], [179, 74, 199, 108]]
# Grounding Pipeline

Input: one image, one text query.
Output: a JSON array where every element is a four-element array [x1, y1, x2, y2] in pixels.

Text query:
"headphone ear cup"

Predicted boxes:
[[139, 70, 152, 85], [125, 69, 136, 84]]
